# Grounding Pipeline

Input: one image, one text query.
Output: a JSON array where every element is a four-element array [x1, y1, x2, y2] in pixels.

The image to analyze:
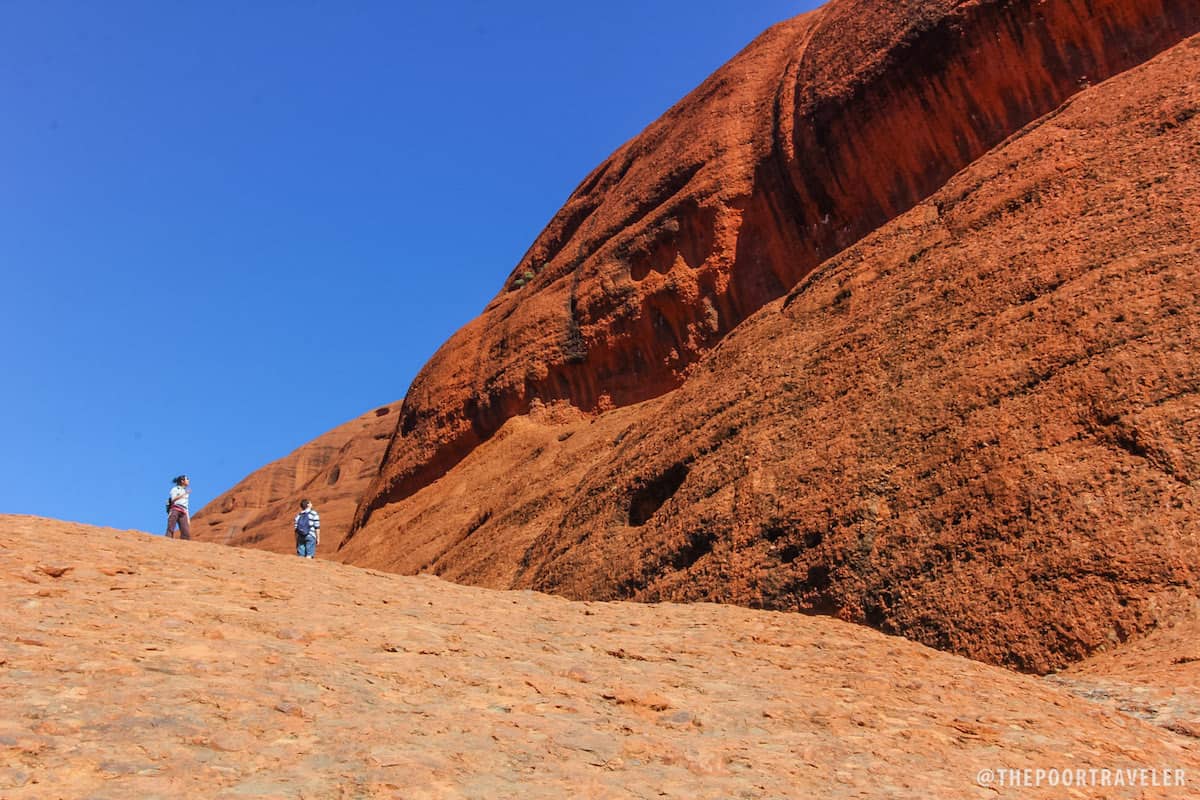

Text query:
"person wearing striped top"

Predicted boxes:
[[165, 475, 191, 540], [294, 499, 320, 558]]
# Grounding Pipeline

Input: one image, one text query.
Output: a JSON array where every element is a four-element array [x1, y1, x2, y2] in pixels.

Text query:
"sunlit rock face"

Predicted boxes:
[[193, 404, 398, 554], [349, 0, 1199, 540], [202, 0, 1200, 672]]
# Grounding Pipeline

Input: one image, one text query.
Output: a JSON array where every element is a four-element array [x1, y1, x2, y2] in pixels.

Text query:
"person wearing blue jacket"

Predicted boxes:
[[294, 499, 320, 558]]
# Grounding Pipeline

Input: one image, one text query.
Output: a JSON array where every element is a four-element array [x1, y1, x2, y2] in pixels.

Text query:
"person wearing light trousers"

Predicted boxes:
[[294, 499, 320, 558]]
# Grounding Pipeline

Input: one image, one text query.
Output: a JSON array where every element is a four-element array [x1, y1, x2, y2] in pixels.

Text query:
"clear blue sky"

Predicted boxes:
[[1, 1, 814, 534]]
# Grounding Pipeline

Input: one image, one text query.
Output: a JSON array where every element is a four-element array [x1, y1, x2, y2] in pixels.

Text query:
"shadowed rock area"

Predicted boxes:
[[196, 2, 1200, 674], [4, 514, 1200, 799]]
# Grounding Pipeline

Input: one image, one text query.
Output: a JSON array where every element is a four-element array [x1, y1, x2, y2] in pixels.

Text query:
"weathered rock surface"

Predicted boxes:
[[350, 0, 1200, 537], [198, 2, 1200, 675], [195, 403, 399, 554], [4, 514, 1200, 799], [200, 0, 1200, 554], [1051, 598, 1200, 740], [336, 32, 1200, 674]]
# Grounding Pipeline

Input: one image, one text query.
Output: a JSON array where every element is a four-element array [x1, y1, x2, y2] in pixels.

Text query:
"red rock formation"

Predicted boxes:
[[348, 0, 1200, 544], [193, 403, 397, 553], [201, 0, 1200, 672], [338, 31, 1200, 673]]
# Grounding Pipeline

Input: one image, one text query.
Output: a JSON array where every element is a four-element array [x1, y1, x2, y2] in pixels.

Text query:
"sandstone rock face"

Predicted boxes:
[[201, 0, 1200, 672], [338, 32, 1200, 673], [194, 403, 398, 554], [1051, 598, 1200, 738], [5, 514, 1200, 798], [349, 0, 1200, 538]]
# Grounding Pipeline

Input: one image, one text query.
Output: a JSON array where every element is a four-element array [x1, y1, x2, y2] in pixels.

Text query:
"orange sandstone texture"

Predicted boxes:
[[199, 1, 1200, 671], [350, 0, 1200, 536], [194, 403, 398, 554], [1051, 601, 1200, 737], [337, 32, 1200, 673], [4, 515, 1200, 798]]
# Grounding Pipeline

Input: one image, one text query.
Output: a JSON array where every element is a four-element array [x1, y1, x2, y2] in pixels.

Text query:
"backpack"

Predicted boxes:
[[296, 509, 317, 535], [165, 498, 173, 513]]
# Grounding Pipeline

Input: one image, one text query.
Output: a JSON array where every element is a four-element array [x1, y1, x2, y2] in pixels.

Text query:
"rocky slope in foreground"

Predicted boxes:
[[4, 514, 1200, 799], [334, 31, 1200, 675]]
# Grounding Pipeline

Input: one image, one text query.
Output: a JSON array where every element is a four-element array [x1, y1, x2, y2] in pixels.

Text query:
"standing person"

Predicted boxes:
[[165, 475, 191, 540], [294, 499, 320, 558]]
